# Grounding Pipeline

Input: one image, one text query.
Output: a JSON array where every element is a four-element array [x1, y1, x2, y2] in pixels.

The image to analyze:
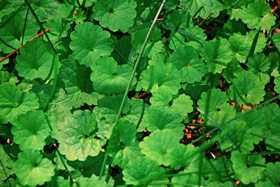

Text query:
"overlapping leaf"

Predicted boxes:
[[139, 129, 183, 166], [137, 61, 181, 95], [0, 83, 39, 124], [90, 57, 135, 94], [229, 71, 265, 105], [69, 22, 113, 67], [171, 46, 206, 83], [123, 156, 165, 185], [241, 0, 276, 30], [200, 37, 233, 73], [231, 151, 266, 185], [197, 88, 235, 126], [16, 38, 55, 80], [57, 110, 105, 161]]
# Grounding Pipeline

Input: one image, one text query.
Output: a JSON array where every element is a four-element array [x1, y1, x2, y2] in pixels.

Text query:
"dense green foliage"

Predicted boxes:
[[0, 0, 280, 186]]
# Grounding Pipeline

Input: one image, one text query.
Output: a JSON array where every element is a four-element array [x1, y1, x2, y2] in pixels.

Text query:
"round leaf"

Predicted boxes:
[[90, 57, 135, 94], [139, 129, 183, 166], [200, 38, 233, 73], [230, 71, 265, 105], [15, 150, 55, 187], [92, 0, 137, 32], [241, 0, 276, 30], [57, 110, 104, 161], [11, 110, 50, 151], [69, 22, 113, 67], [15, 38, 54, 80]]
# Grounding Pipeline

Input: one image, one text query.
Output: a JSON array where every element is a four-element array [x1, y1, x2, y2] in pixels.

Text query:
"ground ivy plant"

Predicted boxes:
[[0, 0, 280, 186]]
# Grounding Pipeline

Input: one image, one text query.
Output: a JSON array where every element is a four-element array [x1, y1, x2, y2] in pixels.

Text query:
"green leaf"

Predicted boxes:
[[275, 76, 280, 94], [180, 0, 225, 18], [218, 120, 259, 153], [107, 119, 137, 156], [171, 46, 207, 83], [143, 107, 184, 132], [167, 144, 196, 170], [130, 26, 162, 56], [0, 9, 38, 54], [15, 38, 55, 80], [200, 37, 233, 73], [15, 150, 55, 187], [57, 110, 105, 161], [241, 0, 276, 30], [228, 31, 267, 62], [137, 61, 181, 95], [266, 162, 280, 185], [31, 0, 61, 21], [171, 94, 194, 117], [43, 17, 71, 43], [260, 103, 280, 150], [11, 110, 50, 151], [90, 56, 135, 94], [139, 129, 182, 166], [166, 9, 192, 28], [69, 22, 113, 67], [92, 0, 137, 33], [229, 71, 266, 105], [273, 33, 280, 52], [0, 83, 39, 124], [94, 94, 143, 132], [180, 0, 204, 17], [59, 57, 99, 108], [123, 156, 165, 185], [112, 144, 142, 169], [75, 175, 114, 187], [197, 88, 235, 126], [247, 53, 271, 84], [231, 151, 266, 185]]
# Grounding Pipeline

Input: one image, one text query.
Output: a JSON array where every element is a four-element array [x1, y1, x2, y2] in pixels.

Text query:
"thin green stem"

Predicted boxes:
[[24, 0, 60, 112], [24, 0, 57, 54], [41, 57, 60, 111], [98, 152, 108, 180], [246, 28, 260, 62], [232, 85, 240, 113], [269, 22, 280, 55], [45, 116, 74, 183], [136, 100, 145, 130], [21, 7, 29, 45], [250, 133, 280, 143], [98, 0, 167, 180], [0, 5, 24, 30], [0, 38, 17, 50], [198, 87, 211, 186], [113, 46, 129, 64]]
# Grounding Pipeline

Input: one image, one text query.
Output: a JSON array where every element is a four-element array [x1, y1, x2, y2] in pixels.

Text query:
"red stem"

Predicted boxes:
[[0, 28, 51, 63]]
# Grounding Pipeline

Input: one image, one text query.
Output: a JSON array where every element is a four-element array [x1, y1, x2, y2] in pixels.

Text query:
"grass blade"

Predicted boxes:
[[99, 0, 167, 180], [246, 28, 260, 62]]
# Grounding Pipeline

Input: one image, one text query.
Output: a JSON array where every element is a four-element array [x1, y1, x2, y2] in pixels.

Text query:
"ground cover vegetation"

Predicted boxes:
[[0, 0, 280, 186]]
